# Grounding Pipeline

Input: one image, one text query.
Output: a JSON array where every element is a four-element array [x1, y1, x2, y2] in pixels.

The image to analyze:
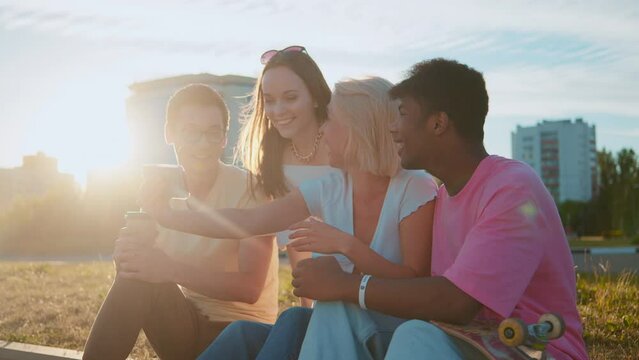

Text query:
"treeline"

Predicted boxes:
[[559, 148, 639, 240], [0, 148, 637, 256], [0, 170, 139, 256]]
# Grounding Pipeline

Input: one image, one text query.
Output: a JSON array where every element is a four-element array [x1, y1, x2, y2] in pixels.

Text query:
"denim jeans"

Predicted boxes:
[[197, 307, 313, 360], [297, 301, 405, 360], [385, 320, 479, 359]]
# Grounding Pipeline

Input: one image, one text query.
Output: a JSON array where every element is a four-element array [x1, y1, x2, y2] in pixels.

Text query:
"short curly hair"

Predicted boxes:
[[389, 58, 489, 142]]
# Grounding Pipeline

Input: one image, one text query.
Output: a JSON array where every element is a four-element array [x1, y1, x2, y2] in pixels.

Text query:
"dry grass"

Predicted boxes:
[[577, 268, 639, 360], [0, 261, 637, 359], [0, 262, 153, 359], [0, 262, 299, 359]]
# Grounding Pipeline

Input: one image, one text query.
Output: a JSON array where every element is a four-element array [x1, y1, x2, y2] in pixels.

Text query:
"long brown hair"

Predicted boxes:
[[236, 50, 331, 198]]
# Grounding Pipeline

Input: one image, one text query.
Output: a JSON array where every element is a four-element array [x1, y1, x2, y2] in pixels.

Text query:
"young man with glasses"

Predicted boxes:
[[83, 84, 279, 360]]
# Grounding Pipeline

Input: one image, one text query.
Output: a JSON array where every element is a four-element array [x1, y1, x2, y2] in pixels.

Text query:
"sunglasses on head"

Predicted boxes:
[[260, 45, 307, 65]]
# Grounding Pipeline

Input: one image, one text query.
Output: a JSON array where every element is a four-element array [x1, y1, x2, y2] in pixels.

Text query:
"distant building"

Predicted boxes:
[[0, 152, 76, 210], [126, 73, 256, 165], [512, 118, 597, 202]]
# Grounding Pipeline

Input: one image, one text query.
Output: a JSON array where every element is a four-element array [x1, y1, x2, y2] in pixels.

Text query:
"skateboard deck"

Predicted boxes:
[[433, 320, 548, 360]]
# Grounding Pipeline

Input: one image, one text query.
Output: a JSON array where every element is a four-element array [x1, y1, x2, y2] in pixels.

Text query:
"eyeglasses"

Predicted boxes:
[[260, 45, 307, 65], [178, 127, 225, 145]]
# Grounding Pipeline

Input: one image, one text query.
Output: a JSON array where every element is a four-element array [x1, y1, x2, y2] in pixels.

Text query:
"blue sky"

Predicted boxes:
[[1, 0, 638, 184]]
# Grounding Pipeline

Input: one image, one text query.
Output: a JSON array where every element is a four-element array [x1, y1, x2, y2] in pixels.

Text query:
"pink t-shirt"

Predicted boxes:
[[432, 156, 588, 360]]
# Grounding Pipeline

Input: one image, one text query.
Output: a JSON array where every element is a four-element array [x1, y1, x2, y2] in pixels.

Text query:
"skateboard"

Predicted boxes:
[[433, 313, 566, 360]]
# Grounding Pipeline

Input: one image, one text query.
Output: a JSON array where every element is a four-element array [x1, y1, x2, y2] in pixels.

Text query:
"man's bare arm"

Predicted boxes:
[[170, 235, 275, 303], [292, 256, 482, 325]]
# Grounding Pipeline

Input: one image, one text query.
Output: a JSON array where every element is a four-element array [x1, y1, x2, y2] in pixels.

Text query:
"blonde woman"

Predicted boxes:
[[140, 77, 438, 360]]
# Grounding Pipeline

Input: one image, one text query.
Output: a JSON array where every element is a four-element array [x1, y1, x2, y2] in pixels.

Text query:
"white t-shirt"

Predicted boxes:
[[298, 169, 438, 273], [276, 165, 340, 249]]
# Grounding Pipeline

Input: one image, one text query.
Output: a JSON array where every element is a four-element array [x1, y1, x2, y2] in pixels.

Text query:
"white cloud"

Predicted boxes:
[[486, 56, 639, 118], [0, 0, 638, 170], [2, 1, 638, 57]]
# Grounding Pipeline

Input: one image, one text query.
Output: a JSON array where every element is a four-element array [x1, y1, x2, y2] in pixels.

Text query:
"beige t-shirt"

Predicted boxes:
[[155, 162, 279, 324]]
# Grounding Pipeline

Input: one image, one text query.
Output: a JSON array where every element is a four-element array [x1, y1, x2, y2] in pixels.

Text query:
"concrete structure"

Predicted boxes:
[[0, 341, 82, 360], [512, 118, 597, 202], [126, 73, 256, 165], [0, 152, 76, 210], [572, 247, 639, 273]]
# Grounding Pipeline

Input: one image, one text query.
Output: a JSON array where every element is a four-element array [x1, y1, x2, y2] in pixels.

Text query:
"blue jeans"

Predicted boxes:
[[385, 320, 479, 359], [297, 301, 405, 360], [197, 307, 313, 360]]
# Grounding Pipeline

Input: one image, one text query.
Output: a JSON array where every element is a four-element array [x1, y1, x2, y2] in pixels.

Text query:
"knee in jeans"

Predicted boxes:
[[277, 307, 313, 324], [393, 320, 448, 343], [223, 320, 256, 337], [112, 274, 157, 291], [395, 320, 430, 333]]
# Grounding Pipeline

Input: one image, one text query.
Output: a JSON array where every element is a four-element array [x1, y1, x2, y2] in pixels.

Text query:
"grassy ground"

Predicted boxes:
[[0, 262, 637, 359], [577, 270, 639, 359]]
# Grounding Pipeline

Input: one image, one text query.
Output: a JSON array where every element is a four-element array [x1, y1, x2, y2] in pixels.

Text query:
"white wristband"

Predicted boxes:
[[358, 274, 372, 310]]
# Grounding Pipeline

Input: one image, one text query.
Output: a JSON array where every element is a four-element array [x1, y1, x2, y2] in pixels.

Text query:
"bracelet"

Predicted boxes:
[[358, 274, 372, 310]]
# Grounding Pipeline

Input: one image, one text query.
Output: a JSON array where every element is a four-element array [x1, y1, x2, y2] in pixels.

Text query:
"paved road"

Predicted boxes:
[[572, 251, 639, 273]]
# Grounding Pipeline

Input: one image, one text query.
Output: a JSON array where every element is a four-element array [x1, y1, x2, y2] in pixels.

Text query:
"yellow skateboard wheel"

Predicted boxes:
[[539, 313, 566, 339], [499, 318, 526, 347]]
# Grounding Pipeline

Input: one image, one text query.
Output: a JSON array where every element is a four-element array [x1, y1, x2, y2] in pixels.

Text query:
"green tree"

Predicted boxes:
[[559, 200, 588, 236], [615, 149, 639, 236], [594, 149, 617, 235], [560, 148, 639, 238], [0, 168, 141, 256], [0, 180, 82, 255]]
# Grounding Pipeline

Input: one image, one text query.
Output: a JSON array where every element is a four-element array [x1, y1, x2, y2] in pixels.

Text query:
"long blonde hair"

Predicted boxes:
[[331, 77, 401, 177]]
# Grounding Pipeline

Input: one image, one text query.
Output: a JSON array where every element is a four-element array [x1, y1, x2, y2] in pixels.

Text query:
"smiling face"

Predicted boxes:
[[170, 104, 226, 175], [261, 66, 318, 139], [390, 96, 433, 171]]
